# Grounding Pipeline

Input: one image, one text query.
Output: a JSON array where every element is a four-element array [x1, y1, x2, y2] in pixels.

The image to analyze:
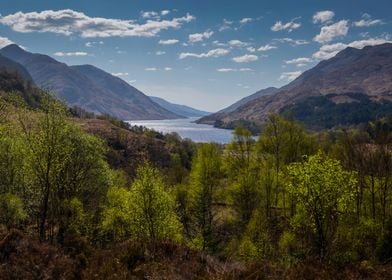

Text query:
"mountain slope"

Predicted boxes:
[[149, 96, 210, 118], [0, 53, 33, 82], [219, 87, 278, 114], [201, 43, 392, 128], [0, 44, 179, 120]]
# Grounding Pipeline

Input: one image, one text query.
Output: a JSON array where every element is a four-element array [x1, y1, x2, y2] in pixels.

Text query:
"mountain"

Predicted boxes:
[[149, 96, 210, 118], [199, 43, 392, 129], [219, 87, 278, 114], [0, 44, 180, 120], [0, 53, 33, 82]]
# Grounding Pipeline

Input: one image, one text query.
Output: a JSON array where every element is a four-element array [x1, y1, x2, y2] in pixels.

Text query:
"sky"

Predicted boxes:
[[0, 0, 391, 111]]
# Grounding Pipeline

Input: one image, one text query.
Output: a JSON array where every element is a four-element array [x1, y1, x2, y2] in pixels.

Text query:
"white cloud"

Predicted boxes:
[[228, 39, 249, 47], [164, 67, 172, 71], [141, 11, 159, 19], [285, 57, 312, 64], [279, 71, 302, 82], [158, 39, 179, 45], [188, 30, 214, 43], [111, 72, 129, 76], [217, 67, 254, 72], [314, 20, 349, 43], [145, 67, 158, 71], [232, 54, 258, 63], [353, 13, 384, 27], [353, 19, 383, 27], [85, 41, 104, 47], [156, 51, 166, 55], [212, 40, 227, 47], [161, 10, 170, 16], [258, 44, 277, 51], [179, 48, 229, 59], [0, 9, 195, 38], [128, 80, 136, 83], [219, 19, 233, 32], [246, 47, 256, 52], [53, 51, 89, 56], [271, 19, 301, 32], [0, 36, 15, 48], [312, 38, 392, 60], [239, 17, 253, 24], [313, 11, 335, 24], [273, 38, 309, 45]]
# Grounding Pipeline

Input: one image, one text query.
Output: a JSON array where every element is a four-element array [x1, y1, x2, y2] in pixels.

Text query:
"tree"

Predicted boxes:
[[190, 143, 222, 251], [128, 163, 182, 242], [225, 127, 259, 226], [287, 152, 356, 258]]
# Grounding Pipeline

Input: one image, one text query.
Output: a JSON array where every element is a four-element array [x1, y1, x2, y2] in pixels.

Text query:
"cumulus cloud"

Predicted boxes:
[[247, 47, 256, 52], [353, 14, 383, 27], [155, 51, 166, 55], [285, 57, 312, 67], [161, 10, 170, 16], [239, 17, 253, 24], [228, 40, 249, 47], [145, 67, 158, 71], [158, 39, 179, 45], [279, 71, 302, 82], [258, 44, 277, 51], [313, 11, 335, 24], [188, 30, 214, 43], [312, 38, 392, 60], [217, 68, 253, 72], [179, 48, 229, 59], [273, 38, 309, 46], [219, 19, 233, 32], [271, 19, 301, 32], [111, 72, 129, 76], [313, 20, 349, 43], [232, 54, 258, 63], [53, 51, 89, 56], [0, 36, 15, 48], [164, 67, 172, 71], [0, 9, 195, 38]]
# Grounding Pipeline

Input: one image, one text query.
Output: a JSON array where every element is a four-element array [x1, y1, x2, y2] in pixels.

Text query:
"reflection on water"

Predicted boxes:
[[127, 117, 234, 144]]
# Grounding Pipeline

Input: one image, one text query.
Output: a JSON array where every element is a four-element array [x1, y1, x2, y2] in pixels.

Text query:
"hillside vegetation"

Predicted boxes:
[[0, 71, 392, 279]]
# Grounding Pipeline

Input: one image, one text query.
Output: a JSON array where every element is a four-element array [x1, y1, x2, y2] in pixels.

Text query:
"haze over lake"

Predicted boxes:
[[128, 117, 234, 144]]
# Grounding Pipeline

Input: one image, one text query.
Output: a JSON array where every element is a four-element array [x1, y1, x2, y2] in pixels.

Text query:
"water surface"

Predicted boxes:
[[127, 117, 233, 144]]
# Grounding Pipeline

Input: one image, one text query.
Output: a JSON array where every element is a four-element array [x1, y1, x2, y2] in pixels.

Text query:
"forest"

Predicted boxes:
[[1, 72, 392, 279]]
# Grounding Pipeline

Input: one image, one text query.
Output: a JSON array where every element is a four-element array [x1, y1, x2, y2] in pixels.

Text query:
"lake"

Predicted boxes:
[[127, 117, 234, 144]]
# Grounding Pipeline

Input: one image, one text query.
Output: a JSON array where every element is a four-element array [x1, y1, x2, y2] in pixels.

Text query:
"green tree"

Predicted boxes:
[[287, 152, 356, 258], [190, 143, 222, 251], [0, 193, 27, 230], [128, 163, 182, 242]]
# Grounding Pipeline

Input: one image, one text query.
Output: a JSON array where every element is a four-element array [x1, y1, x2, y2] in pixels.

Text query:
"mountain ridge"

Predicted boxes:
[[149, 96, 210, 118], [198, 43, 392, 128], [0, 44, 180, 120]]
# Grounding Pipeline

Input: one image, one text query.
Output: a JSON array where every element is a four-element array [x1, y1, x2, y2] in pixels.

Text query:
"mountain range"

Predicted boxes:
[[149, 96, 210, 118], [198, 43, 392, 129], [0, 44, 202, 120]]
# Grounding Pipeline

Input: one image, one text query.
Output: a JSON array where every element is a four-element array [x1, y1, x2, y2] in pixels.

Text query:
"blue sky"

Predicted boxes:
[[0, 0, 391, 111]]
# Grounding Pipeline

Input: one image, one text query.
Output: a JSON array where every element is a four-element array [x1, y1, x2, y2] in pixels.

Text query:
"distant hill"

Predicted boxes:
[[0, 53, 33, 83], [199, 43, 392, 129], [149, 96, 210, 118], [0, 44, 180, 120]]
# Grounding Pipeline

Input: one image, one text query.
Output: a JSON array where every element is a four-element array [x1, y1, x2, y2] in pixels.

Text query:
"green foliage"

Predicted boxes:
[[287, 152, 357, 257], [0, 193, 27, 229], [128, 163, 182, 242], [190, 143, 222, 251]]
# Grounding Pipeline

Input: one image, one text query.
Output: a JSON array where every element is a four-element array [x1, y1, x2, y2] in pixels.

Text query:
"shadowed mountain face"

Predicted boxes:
[[149, 96, 210, 118], [0, 53, 33, 83], [199, 43, 392, 128], [0, 44, 180, 120]]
